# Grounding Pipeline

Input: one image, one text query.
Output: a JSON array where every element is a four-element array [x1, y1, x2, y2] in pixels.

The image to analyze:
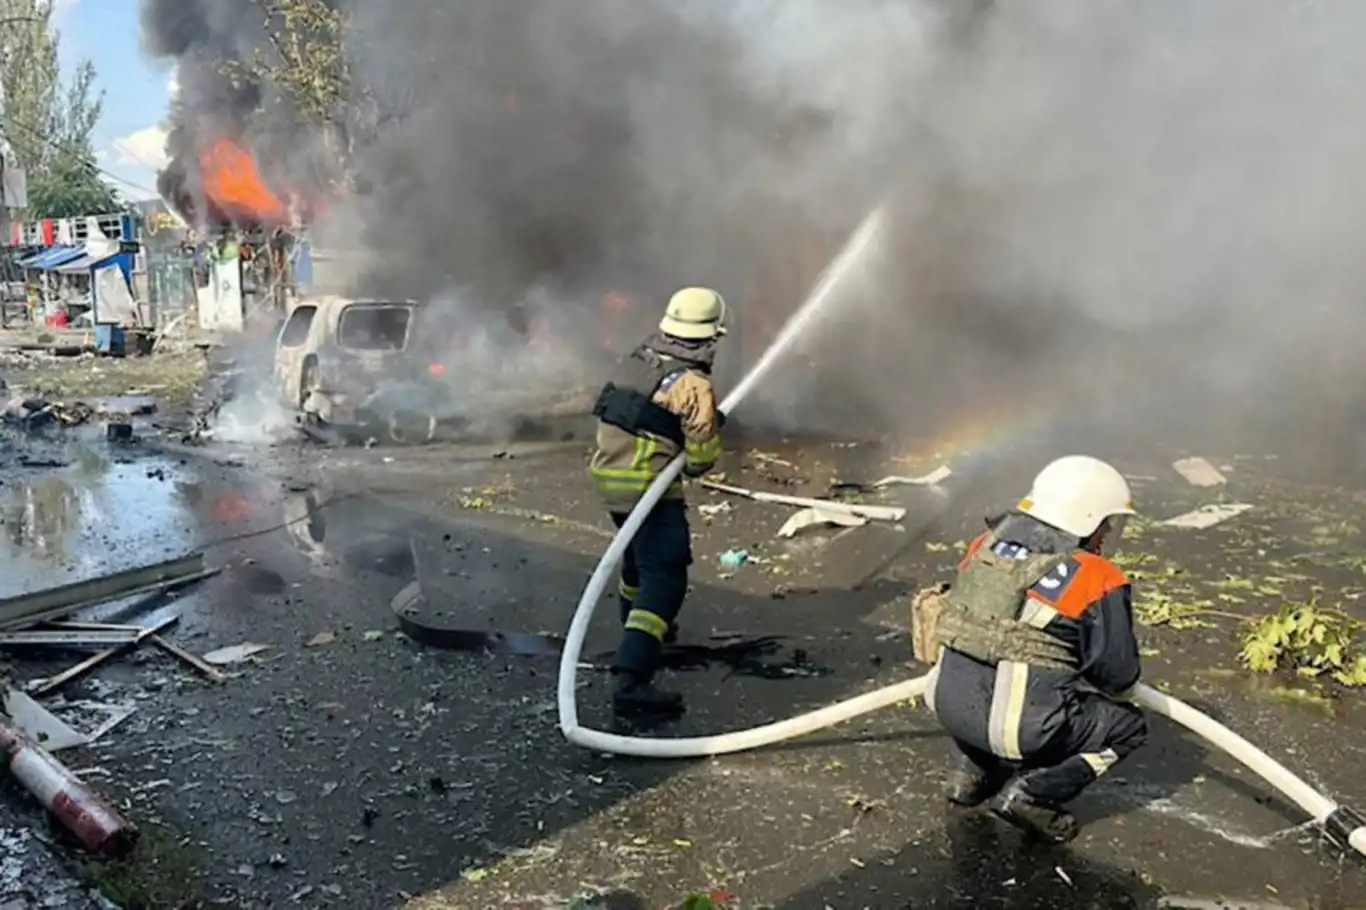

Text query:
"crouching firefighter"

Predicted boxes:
[[921, 455, 1148, 844], [588, 287, 727, 717]]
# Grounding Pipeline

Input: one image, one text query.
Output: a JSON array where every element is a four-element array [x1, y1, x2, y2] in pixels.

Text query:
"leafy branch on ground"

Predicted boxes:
[[1239, 599, 1366, 686]]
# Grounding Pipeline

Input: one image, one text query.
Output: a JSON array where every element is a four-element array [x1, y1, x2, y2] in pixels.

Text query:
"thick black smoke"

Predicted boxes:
[[139, 0, 879, 303], [142, 1, 1366, 472]]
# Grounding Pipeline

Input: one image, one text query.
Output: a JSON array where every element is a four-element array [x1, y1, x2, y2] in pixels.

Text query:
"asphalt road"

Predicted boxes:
[[0, 436, 1363, 909]]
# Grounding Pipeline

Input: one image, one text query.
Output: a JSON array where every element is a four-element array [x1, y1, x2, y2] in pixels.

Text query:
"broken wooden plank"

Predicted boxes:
[[50, 622, 230, 683], [148, 636, 228, 683], [28, 615, 181, 697], [0, 556, 216, 631]]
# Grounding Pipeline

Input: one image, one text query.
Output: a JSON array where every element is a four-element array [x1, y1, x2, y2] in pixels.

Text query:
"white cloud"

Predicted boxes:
[[112, 125, 169, 170]]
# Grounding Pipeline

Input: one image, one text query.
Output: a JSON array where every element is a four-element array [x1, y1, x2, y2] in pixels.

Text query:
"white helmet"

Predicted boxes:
[[659, 287, 727, 340], [1017, 455, 1135, 539]]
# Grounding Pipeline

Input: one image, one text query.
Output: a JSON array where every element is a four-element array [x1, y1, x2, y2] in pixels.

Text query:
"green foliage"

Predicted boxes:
[[1239, 600, 1366, 686], [0, 0, 59, 172], [219, 0, 366, 180], [0, 4, 113, 218]]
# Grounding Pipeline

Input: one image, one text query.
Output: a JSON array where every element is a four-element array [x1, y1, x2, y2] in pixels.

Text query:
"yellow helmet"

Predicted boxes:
[[659, 287, 727, 340]]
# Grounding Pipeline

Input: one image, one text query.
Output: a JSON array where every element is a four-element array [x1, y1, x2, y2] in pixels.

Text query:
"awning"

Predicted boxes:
[[54, 254, 103, 274], [23, 245, 85, 270], [14, 249, 49, 267]]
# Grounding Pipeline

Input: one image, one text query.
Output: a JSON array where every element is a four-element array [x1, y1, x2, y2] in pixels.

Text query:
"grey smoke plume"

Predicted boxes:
[[141, 0, 1366, 467]]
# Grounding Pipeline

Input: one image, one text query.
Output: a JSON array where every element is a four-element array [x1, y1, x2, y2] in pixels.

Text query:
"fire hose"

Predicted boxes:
[[554, 206, 1366, 860]]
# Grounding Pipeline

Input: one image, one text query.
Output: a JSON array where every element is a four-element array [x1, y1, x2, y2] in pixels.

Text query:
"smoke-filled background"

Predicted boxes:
[[139, 0, 1366, 470]]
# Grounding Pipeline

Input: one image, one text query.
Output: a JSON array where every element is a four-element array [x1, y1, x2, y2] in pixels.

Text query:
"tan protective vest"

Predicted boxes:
[[924, 531, 1079, 670]]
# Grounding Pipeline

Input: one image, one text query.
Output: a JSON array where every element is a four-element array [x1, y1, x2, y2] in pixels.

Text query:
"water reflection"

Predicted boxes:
[[2, 475, 90, 558], [0, 450, 202, 598]]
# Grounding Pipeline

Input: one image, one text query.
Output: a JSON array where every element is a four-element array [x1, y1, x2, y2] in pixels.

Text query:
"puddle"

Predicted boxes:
[[0, 443, 287, 607], [0, 453, 200, 597]]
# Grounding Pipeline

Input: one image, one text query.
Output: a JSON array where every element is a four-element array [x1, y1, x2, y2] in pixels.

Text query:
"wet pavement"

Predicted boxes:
[[0, 433, 1361, 908]]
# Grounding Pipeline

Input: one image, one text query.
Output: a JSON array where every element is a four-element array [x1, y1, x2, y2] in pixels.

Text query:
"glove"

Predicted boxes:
[[682, 460, 713, 478]]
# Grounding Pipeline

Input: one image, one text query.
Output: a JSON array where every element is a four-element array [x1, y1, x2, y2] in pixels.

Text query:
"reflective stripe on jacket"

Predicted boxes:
[[589, 367, 720, 511]]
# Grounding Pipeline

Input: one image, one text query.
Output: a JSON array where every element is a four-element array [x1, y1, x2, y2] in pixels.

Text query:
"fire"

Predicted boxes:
[[198, 138, 288, 225]]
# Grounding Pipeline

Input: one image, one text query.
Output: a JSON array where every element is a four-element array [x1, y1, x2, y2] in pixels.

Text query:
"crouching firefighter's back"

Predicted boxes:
[[920, 455, 1148, 844]]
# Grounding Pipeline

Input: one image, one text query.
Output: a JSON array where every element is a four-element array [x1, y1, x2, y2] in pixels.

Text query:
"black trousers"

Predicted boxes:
[[954, 694, 1148, 805], [610, 498, 692, 678]]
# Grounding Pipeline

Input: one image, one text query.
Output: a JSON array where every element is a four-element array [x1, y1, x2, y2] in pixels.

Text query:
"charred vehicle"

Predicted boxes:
[[273, 295, 597, 444]]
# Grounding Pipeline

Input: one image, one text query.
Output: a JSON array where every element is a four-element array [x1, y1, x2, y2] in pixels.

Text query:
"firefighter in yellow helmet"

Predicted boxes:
[[588, 287, 727, 717], [922, 455, 1147, 843]]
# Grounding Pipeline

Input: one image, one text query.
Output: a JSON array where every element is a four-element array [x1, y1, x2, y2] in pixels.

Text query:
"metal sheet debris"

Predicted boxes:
[[0, 552, 214, 631], [700, 480, 905, 522], [0, 629, 144, 648], [872, 465, 953, 487], [2, 689, 89, 752], [777, 507, 869, 538], [1162, 504, 1254, 530], [1172, 457, 1227, 487]]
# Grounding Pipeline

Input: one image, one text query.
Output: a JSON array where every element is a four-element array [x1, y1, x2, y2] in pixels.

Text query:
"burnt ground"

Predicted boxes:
[[0, 420, 1363, 910]]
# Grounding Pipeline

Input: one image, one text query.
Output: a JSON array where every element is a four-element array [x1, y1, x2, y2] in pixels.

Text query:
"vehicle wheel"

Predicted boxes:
[[388, 410, 437, 444], [299, 358, 322, 415]]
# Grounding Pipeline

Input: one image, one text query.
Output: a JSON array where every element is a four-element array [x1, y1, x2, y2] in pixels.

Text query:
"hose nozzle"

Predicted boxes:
[[1324, 805, 1366, 858]]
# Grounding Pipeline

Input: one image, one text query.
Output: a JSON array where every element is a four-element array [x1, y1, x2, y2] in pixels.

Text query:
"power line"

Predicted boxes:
[[1, 113, 161, 199]]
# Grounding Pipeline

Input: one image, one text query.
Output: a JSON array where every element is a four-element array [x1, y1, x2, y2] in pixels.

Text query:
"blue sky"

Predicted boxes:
[[55, 0, 174, 200]]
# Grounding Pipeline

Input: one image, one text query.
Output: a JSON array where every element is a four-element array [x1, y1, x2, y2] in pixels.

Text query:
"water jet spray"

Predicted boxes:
[[555, 207, 1366, 862]]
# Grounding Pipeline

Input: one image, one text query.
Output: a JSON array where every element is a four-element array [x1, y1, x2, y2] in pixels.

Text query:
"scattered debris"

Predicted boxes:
[[871, 465, 953, 488], [777, 507, 868, 538], [1172, 457, 1227, 487], [697, 502, 732, 518], [0, 551, 214, 631], [700, 480, 905, 522], [307, 631, 336, 648], [202, 643, 271, 666], [28, 615, 181, 697], [718, 549, 749, 570], [2, 688, 89, 751], [0, 717, 138, 857], [1, 395, 95, 430], [1162, 503, 1254, 530]]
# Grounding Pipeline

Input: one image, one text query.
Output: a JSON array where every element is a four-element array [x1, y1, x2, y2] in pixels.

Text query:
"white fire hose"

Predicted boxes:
[[554, 207, 1366, 859]]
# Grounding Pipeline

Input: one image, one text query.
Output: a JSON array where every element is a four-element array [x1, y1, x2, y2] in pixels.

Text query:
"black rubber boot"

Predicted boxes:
[[946, 756, 1012, 808], [992, 780, 1079, 844], [665, 623, 680, 645], [612, 672, 684, 717]]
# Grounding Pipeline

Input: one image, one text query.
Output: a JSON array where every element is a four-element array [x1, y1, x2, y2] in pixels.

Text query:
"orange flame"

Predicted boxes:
[[198, 138, 288, 224]]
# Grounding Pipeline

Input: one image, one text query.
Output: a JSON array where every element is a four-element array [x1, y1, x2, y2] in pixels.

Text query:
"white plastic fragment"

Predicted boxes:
[[777, 507, 868, 538], [1162, 503, 1254, 530], [1172, 457, 1227, 487], [872, 465, 953, 487]]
